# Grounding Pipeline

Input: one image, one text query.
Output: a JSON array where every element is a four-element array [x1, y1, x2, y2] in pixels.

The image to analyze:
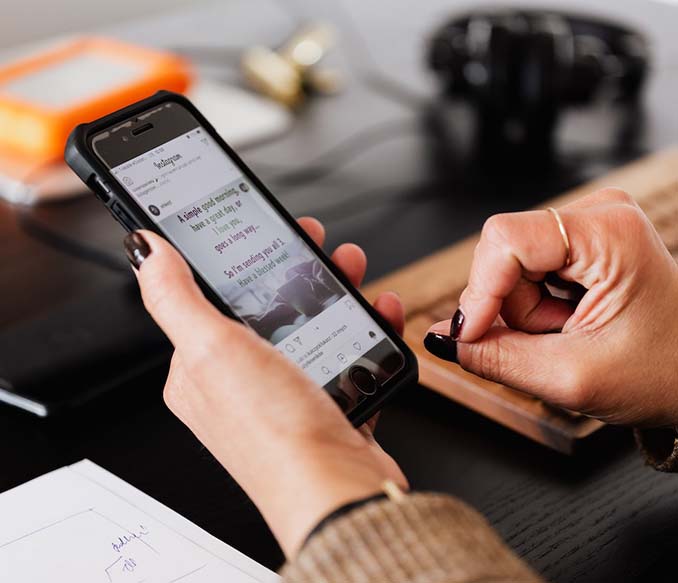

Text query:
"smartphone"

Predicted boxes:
[[65, 91, 417, 426]]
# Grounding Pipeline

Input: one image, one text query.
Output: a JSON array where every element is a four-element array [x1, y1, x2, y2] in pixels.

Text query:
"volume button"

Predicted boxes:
[[111, 202, 137, 232], [93, 177, 112, 203]]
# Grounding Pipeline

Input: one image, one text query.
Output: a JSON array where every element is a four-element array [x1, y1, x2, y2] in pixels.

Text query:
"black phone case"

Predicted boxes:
[[65, 90, 418, 426]]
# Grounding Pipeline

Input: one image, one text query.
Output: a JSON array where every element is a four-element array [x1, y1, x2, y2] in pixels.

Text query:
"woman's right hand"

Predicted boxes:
[[426, 188, 678, 428]]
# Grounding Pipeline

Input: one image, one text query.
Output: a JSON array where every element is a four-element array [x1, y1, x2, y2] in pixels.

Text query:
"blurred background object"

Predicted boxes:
[[427, 9, 649, 150], [0, 38, 192, 161], [242, 23, 342, 107]]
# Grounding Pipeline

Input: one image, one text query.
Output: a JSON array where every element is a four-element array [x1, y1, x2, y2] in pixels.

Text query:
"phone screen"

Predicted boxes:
[[92, 102, 404, 413]]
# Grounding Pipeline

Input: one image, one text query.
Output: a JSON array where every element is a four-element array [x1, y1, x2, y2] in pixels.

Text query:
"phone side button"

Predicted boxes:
[[111, 202, 138, 232], [92, 177, 112, 203], [349, 366, 379, 396]]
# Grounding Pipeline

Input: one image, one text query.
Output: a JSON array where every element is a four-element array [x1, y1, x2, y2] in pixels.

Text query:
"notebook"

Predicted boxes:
[[0, 460, 279, 583]]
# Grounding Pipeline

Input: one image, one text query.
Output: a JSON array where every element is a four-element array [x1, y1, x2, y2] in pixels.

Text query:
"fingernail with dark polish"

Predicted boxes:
[[124, 232, 151, 269], [424, 333, 458, 363], [451, 308, 465, 340]]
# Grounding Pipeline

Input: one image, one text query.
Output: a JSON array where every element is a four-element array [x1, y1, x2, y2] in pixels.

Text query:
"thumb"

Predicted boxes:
[[124, 230, 242, 354], [426, 320, 590, 411]]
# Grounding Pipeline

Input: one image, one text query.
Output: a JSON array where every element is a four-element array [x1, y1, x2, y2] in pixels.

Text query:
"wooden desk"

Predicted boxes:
[[2, 2, 678, 582]]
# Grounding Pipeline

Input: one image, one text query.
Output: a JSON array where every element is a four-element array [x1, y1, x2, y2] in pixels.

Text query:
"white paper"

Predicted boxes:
[[0, 459, 280, 583]]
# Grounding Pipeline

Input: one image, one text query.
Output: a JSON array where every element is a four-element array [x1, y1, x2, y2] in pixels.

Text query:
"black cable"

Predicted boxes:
[[13, 119, 426, 271], [296, 138, 643, 224], [328, 0, 432, 111], [170, 45, 245, 67], [168, 9, 306, 69], [363, 72, 432, 111], [14, 128, 629, 270], [17, 211, 129, 273], [254, 118, 421, 187], [300, 180, 445, 223]]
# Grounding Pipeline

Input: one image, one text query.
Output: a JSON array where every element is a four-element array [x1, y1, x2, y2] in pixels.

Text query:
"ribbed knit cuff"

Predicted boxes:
[[635, 427, 678, 472], [280, 493, 543, 583], [302, 493, 388, 549]]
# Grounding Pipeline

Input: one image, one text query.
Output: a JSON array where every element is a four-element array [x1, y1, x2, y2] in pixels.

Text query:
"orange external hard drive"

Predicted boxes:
[[0, 37, 192, 163]]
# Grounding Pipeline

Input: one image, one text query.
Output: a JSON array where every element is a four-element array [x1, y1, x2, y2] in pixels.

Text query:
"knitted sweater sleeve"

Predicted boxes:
[[280, 493, 544, 583]]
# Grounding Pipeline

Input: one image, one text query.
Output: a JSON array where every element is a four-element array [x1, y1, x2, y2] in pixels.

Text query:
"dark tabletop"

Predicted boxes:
[[2, 1, 678, 581]]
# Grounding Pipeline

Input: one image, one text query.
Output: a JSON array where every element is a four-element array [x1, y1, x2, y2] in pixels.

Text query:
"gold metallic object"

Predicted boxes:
[[241, 24, 341, 107], [547, 207, 572, 267], [382, 480, 406, 503]]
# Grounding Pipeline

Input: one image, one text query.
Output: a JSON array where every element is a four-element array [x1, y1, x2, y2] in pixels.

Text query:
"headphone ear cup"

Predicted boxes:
[[427, 9, 649, 145], [484, 14, 561, 136], [568, 36, 606, 104], [520, 30, 556, 116], [618, 33, 649, 101], [482, 18, 514, 113], [428, 21, 470, 95]]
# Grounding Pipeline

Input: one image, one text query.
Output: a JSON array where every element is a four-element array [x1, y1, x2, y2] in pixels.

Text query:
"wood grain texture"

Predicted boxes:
[[364, 148, 678, 453]]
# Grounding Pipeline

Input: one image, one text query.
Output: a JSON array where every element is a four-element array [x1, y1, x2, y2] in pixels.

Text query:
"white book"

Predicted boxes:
[[0, 459, 280, 583]]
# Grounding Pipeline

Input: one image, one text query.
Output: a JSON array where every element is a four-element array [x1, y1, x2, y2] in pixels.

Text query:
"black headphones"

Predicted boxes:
[[428, 9, 650, 142]]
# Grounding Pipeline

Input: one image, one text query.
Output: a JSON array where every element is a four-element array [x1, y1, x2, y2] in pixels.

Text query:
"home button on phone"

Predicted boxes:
[[349, 366, 379, 396]]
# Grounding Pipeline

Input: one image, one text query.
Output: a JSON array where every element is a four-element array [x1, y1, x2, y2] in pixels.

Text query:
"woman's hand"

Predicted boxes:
[[124, 218, 406, 557], [426, 188, 678, 427]]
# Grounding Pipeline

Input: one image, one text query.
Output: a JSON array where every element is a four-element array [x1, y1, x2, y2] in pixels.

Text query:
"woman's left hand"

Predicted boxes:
[[125, 217, 406, 557]]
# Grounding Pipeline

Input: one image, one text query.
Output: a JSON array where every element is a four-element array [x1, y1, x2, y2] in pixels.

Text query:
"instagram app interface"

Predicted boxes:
[[110, 127, 391, 388]]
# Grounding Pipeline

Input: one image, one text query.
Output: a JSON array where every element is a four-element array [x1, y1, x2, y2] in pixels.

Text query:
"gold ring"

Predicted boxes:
[[546, 207, 571, 267]]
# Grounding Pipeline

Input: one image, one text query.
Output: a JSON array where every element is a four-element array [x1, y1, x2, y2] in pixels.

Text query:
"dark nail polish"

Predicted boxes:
[[450, 308, 465, 340], [424, 333, 458, 363], [124, 232, 151, 269]]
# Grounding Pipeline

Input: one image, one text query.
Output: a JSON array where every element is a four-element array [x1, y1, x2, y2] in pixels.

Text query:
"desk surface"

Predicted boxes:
[[3, 1, 678, 582]]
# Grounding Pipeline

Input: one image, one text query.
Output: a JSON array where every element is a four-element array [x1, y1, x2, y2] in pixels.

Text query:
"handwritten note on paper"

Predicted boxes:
[[0, 460, 280, 583]]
